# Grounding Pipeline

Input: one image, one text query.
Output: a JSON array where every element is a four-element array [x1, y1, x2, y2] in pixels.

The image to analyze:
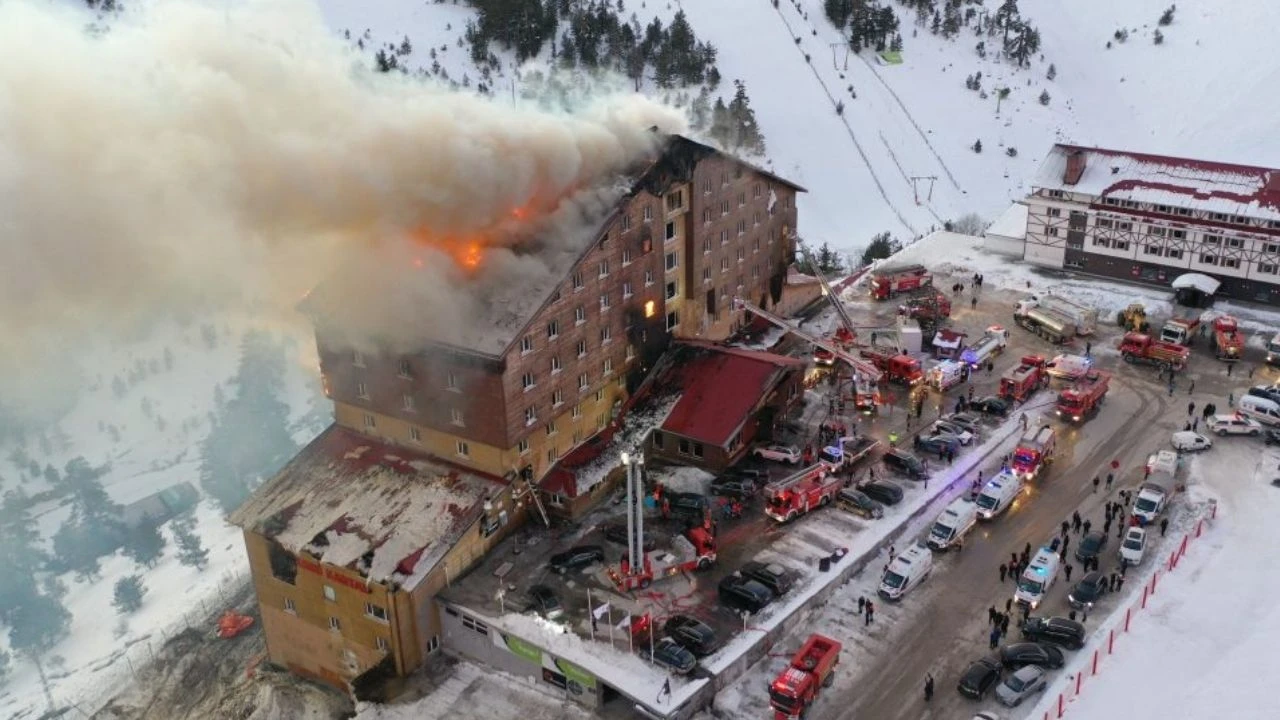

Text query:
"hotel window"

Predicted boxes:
[[284, 598, 296, 614], [1112, 241, 1130, 252], [520, 336, 534, 354], [323, 585, 337, 602], [643, 206, 654, 222], [329, 617, 341, 632], [1148, 226, 1166, 237], [377, 637, 390, 652], [1047, 190, 1065, 199], [410, 426, 422, 442], [626, 344, 636, 360], [1266, 243, 1280, 254], [550, 356, 562, 374], [365, 603, 389, 623], [1177, 207, 1193, 217], [1170, 229, 1186, 240], [1047, 208, 1061, 218], [577, 340, 587, 358], [666, 280, 678, 300], [521, 372, 535, 391], [363, 413, 376, 429], [753, 236, 761, 252], [721, 258, 730, 273], [547, 447, 558, 464], [623, 281, 634, 298], [720, 229, 729, 245], [552, 389, 564, 407], [720, 200, 729, 215], [598, 260, 609, 278], [1096, 218, 1113, 229], [352, 350, 365, 367], [402, 394, 416, 412], [546, 420, 558, 436], [1165, 248, 1183, 260], [518, 439, 530, 454], [666, 310, 680, 331], [1117, 222, 1132, 231], [572, 404, 582, 419], [754, 182, 762, 198], [666, 190, 684, 212], [601, 326, 612, 344], [446, 372, 459, 391], [737, 192, 746, 207], [622, 248, 632, 265], [398, 358, 412, 378], [644, 269, 655, 286], [597, 414, 607, 430], [703, 208, 711, 224], [547, 320, 559, 339], [1155, 205, 1172, 214], [1259, 263, 1279, 275], [703, 238, 711, 254], [603, 358, 614, 376], [1046, 228, 1059, 237], [1203, 234, 1221, 245], [1144, 245, 1162, 256], [737, 248, 745, 262], [598, 233, 609, 249], [1200, 254, 1219, 265], [571, 272, 584, 292], [450, 408, 465, 426], [1226, 237, 1243, 249], [600, 293, 611, 310], [665, 251, 678, 271], [702, 179, 712, 194], [1221, 257, 1240, 269], [578, 373, 589, 391], [357, 381, 369, 399], [575, 306, 586, 324], [737, 220, 746, 236], [720, 171, 728, 186], [1210, 212, 1229, 222], [524, 407, 537, 425], [621, 214, 632, 231], [703, 268, 711, 283], [595, 388, 605, 403], [456, 441, 469, 457]]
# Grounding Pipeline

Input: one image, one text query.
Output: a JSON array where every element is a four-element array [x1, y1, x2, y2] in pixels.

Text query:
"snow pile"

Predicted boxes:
[[572, 395, 680, 495]]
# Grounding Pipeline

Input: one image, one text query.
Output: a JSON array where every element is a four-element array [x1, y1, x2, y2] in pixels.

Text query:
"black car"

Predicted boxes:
[[944, 413, 983, 433], [859, 479, 905, 505], [998, 642, 1065, 670], [1265, 428, 1280, 447], [1068, 571, 1109, 610], [724, 467, 770, 483], [1247, 385, 1280, 404], [957, 656, 1003, 699], [739, 561, 794, 596], [882, 448, 929, 480], [913, 433, 961, 457], [718, 574, 775, 614], [548, 545, 605, 574], [526, 584, 563, 619], [1021, 617, 1086, 650], [664, 615, 719, 656], [1074, 531, 1109, 563], [665, 491, 710, 520], [836, 488, 884, 519], [642, 637, 697, 675], [969, 396, 1011, 417], [600, 524, 657, 551], [709, 475, 758, 500]]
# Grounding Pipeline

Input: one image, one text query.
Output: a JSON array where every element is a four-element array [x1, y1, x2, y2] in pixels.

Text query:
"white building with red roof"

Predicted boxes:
[[1024, 144, 1280, 305]]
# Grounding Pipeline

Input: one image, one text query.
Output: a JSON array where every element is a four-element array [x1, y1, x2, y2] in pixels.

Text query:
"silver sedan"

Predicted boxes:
[[995, 665, 1047, 707]]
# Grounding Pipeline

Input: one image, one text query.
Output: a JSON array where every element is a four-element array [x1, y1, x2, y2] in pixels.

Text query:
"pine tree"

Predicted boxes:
[[8, 589, 72, 659], [123, 519, 167, 568], [861, 232, 903, 266], [1039, 89, 1051, 105], [972, 139, 983, 153], [824, 0, 855, 29], [1046, 63, 1057, 81], [399, 36, 413, 55], [727, 81, 767, 155], [374, 49, 392, 72], [1153, 29, 1164, 45], [1159, 5, 1175, 26], [0, 490, 49, 624], [113, 575, 146, 614], [0, 646, 9, 684], [174, 514, 209, 570]]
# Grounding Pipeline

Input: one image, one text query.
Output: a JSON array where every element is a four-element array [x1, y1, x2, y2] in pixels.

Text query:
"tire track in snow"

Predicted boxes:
[[761, 0, 919, 237]]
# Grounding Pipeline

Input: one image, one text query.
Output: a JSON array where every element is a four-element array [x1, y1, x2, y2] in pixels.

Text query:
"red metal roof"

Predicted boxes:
[[660, 342, 804, 446]]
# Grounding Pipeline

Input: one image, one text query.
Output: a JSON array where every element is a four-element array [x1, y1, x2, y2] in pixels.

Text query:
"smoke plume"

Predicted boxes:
[[0, 0, 686, 419]]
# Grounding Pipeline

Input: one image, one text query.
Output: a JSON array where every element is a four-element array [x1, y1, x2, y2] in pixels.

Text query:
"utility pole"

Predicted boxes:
[[829, 42, 849, 71], [909, 176, 938, 205]]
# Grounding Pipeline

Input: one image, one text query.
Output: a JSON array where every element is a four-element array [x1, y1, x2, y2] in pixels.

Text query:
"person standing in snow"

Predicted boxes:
[[924, 673, 935, 702], [1160, 517, 1169, 536], [999, 563, 1008, 582], [1064, 563, 1073, 582]]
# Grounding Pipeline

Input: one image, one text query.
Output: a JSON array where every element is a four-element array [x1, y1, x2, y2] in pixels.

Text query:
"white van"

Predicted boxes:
[[1237, 395, 1280, 427], [975, 470, 1024, 520], [1014, 547, 1061, 609], [878, 543, 934, 600], [926, 499, 978, 551]]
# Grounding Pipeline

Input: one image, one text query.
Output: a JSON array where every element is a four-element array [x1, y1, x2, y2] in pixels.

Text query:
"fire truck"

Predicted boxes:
[[898, 288, 952, 320], [998, 355, 1049, 402], [1055, 370, 1110, 423], [869, 264, 932, 300], [611, 527, 717, 591], [927, 359, 966, 391], [1011, 426, 1056, 480], [859, 349, 924, 385], [1118, 333, 1190, 371], [818, 436, 879, 473], [1209, 315, 1245, 361], [768, 634, 842, 719], [763, 465, 844, 523], [1268, 333, 1280, 366]]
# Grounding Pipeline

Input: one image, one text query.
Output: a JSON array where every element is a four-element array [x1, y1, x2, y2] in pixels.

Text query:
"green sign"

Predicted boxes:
[[502, 634, 543, 664], [555, 658, 597, 691]]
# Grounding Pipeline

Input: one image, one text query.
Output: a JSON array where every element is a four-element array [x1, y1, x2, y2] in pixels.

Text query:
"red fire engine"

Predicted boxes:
[[869, 264, 932, 300], [1011, 425, 1055, 480], [768, 634, 842, 719], [859, 349, 924, 385], [611, 527, 717, 591], [763, 465, 844, 523], [1055, 370, 1111, 423], [1210, 315, 1244, 361], [1118, 333, 1189, 371], [998, 355, 1049, 402]]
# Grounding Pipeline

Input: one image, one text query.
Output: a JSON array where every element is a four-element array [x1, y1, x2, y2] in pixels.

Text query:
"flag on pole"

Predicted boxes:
[[592, 602, 611, 620], [616, 614, 631, 630]]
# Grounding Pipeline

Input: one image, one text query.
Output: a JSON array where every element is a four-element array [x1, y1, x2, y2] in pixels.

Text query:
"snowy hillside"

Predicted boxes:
[[314, 0, 1280, 253]]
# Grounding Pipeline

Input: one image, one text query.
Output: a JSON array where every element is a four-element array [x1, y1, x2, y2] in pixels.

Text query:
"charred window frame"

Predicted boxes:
[[268, 542, 298, 585]]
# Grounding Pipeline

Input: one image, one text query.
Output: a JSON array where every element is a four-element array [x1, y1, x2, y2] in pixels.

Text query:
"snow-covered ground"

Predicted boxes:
[[1025, 439, 1279, 720], [0, 316, 328, 717]]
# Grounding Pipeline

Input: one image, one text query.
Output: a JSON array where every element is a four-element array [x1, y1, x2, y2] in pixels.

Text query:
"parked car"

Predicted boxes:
[[1020, 617, 1085, 650], [944, 413, 983, 434], [914, 433, 961, 457], [709, 475, 758, 499], [836, 488, 885, 519], [1119, 527, 1147, 566], [753, 443, 802, 464], [718, 574, 775, 614], [859, 479, 905, 505], [642, 637, 697, 675], [1247, 385, 1280, 404], [600, 524, 657, 551], [957, 656, 1003, 699], [1068, 571, 1109, 610], [1170, 431, 1212, 452], [1266, 429, 1280, 447], [1074, 531, 1109, 563], [1207, 414, 1262, 436], [526, 584, 563, 619], [739, 561, 794, 596], [882, 448, 929, 480], [724, 467, 770, 483], [932, 419, 976, 445], [549, 545, 605, 574], [998, 642, 1064, 670], [996, 665, 1048, 707], [968, 396, 1011, 417], [663, 615, 719, 657], [664, 491, 710, 521]]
